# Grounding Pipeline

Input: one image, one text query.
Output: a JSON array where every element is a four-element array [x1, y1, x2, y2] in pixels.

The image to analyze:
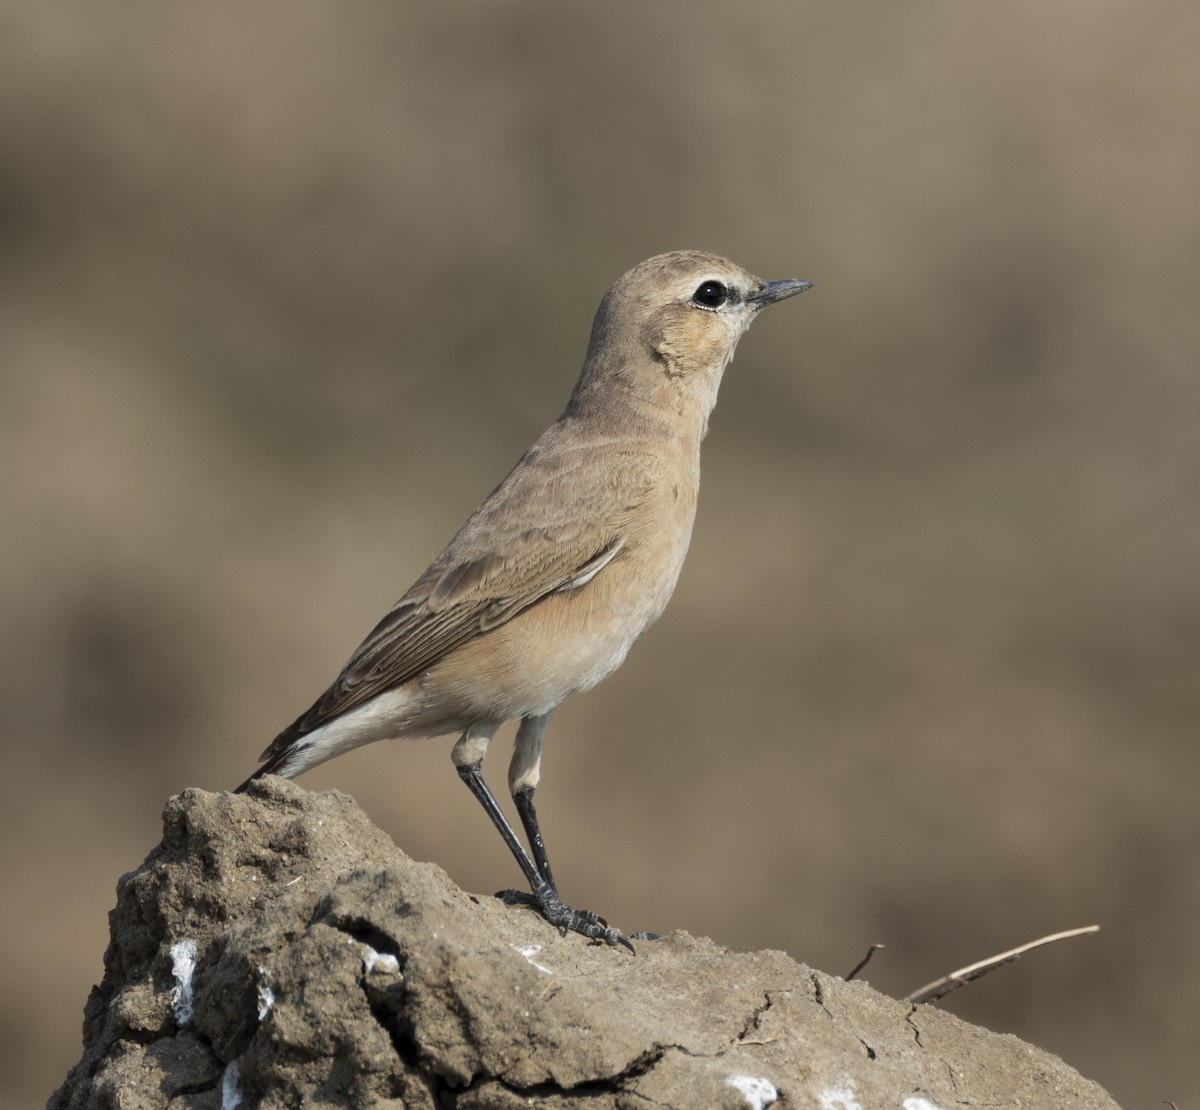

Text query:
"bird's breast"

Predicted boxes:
[[423, 467, 699, 722]]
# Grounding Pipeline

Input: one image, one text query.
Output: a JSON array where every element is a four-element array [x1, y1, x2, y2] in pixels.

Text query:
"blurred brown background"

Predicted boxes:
[[2, 2, 1197, 1106]]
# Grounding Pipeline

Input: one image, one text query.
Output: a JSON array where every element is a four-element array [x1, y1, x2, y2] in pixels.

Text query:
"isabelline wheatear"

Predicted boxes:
[[236, 251, 810, 947]]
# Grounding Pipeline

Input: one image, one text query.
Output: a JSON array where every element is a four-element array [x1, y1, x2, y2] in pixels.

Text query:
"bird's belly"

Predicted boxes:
[[421, 601, 636, 722], [421, 541, 688, 724]]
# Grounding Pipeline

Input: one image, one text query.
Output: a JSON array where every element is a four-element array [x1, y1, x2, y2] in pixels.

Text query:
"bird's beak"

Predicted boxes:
[[751, 278, 813, 308]]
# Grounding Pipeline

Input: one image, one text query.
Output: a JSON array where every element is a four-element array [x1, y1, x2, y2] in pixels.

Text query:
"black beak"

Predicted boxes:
[[751, 278, 813, 308]]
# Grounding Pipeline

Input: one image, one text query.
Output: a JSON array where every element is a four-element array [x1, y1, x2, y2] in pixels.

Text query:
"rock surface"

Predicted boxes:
[[51, 779, 1120, 1109]]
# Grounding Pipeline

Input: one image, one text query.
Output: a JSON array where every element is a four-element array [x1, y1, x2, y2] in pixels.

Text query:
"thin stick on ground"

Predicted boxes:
[[905, 925, 1100, 1005], [846, 943, 885, 982]]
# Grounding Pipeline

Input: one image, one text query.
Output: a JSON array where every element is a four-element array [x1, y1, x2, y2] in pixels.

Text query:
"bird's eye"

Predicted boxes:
[[691, 280, 728, 309]]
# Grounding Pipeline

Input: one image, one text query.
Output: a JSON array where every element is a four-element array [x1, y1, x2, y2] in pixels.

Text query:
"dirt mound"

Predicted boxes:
[[51, 779, 1119, 1109]]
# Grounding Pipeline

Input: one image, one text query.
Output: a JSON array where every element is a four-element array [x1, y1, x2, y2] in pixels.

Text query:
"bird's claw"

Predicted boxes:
[[496, 888, 636, 953]]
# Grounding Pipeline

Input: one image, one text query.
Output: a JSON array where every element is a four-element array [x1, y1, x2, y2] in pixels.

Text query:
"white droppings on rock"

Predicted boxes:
[[511, 943, 552, 975], [363, 945, 400, 975], [903, 1099, 949, 1110], [818, 1076, 862, 1110], [169, 939, 197, 1025], [727, 1073, 778, 1108], [256, 967, 275, 1020], [220, 1060, 242, 1109]]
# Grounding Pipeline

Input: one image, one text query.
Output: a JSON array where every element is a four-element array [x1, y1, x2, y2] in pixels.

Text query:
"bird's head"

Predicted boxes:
[[574, 250, 811, 430]]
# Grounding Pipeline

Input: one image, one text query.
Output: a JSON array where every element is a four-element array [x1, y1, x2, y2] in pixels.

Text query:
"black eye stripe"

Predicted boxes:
[[691, 280, 729, 309]]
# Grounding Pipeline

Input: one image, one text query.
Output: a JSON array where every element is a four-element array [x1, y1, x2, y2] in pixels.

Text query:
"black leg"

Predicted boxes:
[[513, 785, 556, 893], [456, 763, 545, 893], [455, 762, 631, 951]]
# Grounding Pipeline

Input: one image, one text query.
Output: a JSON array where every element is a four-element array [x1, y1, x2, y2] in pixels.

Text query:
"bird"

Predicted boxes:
[[236, 250, 811, 948]]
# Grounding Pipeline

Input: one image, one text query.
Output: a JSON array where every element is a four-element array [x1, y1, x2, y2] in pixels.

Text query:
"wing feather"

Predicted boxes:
[[258, 429, 661, 761]]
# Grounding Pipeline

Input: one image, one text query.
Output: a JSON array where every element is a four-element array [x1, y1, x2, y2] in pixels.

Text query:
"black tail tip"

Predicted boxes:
[[232, 770, 261, 794]]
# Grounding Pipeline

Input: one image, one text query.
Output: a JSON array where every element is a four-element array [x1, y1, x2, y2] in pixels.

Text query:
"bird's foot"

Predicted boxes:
[[497, 888, 635, 953]]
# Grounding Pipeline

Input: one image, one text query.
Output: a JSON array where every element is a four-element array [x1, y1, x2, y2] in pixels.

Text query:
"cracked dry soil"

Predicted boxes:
[[51, 778, 1120, 1109]]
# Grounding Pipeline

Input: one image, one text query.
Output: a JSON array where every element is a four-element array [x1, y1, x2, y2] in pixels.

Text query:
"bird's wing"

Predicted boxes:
[[258, 440, 657, 759]]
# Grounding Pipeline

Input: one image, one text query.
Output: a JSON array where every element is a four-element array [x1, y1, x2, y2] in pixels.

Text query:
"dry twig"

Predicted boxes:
[[846, 943, 885, 982], [905, 925, 1099, 1005]]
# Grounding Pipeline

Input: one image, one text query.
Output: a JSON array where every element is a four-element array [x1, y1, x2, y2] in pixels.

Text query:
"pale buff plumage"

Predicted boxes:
[[237, 250, 810, 947]]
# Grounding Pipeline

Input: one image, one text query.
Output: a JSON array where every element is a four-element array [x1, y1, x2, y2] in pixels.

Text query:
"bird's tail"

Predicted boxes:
[[232, 747, 293, 794]]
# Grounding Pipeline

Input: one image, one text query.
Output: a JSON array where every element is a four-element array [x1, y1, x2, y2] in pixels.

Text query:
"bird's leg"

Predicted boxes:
[[513, 787, 553, 890], [509, 712, 556, 891], [511, 716, 661, 948], [451, 726, 631, 951]]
